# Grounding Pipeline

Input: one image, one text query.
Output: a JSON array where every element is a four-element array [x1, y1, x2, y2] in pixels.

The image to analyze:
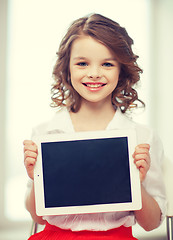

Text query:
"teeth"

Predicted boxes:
[[85, 83, 104, 88]]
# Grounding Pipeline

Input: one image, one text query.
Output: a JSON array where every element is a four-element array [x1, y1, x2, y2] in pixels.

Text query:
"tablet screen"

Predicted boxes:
[[41, 137, 131, 208]]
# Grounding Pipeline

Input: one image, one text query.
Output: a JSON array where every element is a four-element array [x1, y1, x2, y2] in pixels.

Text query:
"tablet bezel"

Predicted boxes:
[[33, 129, 141, 216]]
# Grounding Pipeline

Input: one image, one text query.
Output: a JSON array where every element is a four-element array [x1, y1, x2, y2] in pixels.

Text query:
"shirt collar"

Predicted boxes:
[[46, 107, 75, 134], [106, 108, 135, 130], [46, 107, 134, 134]]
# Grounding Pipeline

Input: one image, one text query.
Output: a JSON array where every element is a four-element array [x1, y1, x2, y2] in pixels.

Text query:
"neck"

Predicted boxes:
[[70, 99, 116, 132], [80, 99, 115, 117]]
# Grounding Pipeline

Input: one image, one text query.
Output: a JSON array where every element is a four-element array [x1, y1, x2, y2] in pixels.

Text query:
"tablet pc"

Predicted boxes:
[[33, 129, 141, 216]]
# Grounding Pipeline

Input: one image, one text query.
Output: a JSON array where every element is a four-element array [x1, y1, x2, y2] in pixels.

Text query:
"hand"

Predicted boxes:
[[23, 140, 38, 180], [133, 144, 151, 182]]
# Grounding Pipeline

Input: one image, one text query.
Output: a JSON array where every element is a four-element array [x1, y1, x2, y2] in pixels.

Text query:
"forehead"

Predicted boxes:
[[70, 35, 115, 59]]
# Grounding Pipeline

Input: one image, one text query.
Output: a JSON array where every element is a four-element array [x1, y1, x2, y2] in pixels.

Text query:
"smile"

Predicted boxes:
[[82, 83, 106, 88]]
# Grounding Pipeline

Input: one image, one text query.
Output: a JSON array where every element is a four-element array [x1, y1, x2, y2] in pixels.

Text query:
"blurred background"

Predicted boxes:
[[0, 0, 173, 239]]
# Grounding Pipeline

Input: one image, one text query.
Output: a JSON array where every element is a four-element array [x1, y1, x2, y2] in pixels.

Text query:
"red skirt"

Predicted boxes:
[[28, 222, 138, 240]]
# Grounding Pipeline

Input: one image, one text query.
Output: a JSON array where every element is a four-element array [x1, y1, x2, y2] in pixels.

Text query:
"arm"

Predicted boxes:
[[25, 180, 46, 225], [135, 185, 161, 231], [24, 140, 46, 225], [133, 144, 161, 231]]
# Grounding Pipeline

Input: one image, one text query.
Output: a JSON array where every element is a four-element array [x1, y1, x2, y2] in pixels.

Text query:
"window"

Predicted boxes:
[[4, 0, 150, 222]]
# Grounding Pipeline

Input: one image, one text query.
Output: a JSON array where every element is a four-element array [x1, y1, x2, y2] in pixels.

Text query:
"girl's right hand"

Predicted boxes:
[[23, 140, 38, 180]]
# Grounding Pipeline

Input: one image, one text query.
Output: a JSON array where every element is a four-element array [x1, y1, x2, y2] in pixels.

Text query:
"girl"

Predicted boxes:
[[24, 13, 166, 240]]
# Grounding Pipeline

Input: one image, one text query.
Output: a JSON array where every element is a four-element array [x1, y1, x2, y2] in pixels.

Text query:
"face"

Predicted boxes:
[[69, 35, 120, 106]]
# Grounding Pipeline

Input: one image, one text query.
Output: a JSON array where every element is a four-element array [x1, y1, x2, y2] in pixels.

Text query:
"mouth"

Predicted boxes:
[[82, 82, 106, 88]]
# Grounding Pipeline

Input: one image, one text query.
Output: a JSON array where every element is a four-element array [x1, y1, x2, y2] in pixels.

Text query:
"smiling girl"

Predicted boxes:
[[24, 14, 166, 240], [69, 36, 120, 132]]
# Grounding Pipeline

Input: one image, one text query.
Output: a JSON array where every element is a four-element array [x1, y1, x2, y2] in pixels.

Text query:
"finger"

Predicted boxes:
[[135, 144, 150, 151], [134, 148, 149, 156], [134, 153, 150, 164], [25, 162, 35, 180], [135, 160, 150, 182], [23, 140, 38, 153], [24, 144, 38, 154], [23, 140, 35, 146], [139, 167, 147, 182], [135, 159, 149, 171], [133, 150, 149, 160], [24, 150, 37, 159], [24, 157, 36, 167], [133, 144, 150, 158], [24, 155, 37, 180], [134, 156, 151, 170]]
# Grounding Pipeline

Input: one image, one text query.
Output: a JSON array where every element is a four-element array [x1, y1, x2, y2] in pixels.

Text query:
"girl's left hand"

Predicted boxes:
[[133, 144, 151, 182]]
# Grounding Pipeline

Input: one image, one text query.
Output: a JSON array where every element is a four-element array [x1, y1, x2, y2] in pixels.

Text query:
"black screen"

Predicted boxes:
[[41, 137, 132, 208]]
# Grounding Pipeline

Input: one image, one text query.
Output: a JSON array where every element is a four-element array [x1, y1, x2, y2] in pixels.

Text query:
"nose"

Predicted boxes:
[[87, 66, 101, 80]]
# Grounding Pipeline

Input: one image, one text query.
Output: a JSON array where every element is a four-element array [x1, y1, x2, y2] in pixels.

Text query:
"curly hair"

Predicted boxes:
[[51, 13, 144, 113]]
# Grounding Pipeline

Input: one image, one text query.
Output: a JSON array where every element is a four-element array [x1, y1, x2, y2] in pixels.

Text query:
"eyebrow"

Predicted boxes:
[[73, 57, 117, 61], [73, 57, 87, 60], [103, 58, 117, 61]]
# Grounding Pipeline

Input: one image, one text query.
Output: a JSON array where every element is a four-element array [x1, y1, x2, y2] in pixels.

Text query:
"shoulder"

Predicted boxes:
[[122, 113, 164, 161], [31, 107, 71, 137], [134, 121, 162, 149], [117, 110, 160, 146], [114, 110, 153, 140]]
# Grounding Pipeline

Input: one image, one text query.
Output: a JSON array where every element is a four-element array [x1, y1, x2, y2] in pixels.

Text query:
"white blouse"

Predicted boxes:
[[29, 107, 167, 231]]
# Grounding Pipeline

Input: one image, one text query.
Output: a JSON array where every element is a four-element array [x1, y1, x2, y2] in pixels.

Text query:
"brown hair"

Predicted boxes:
[[51, 13, 144, 113]]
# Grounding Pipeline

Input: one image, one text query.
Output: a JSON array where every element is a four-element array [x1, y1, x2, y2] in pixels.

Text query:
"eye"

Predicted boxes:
[[77, 62, 88, 67], [102, 62, 114, 67]]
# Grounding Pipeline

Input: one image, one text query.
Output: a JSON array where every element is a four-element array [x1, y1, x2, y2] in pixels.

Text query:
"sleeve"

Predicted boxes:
[[31, 122, 47, 139], [24, 178, 34, 205], [142, 130, 167, 224]]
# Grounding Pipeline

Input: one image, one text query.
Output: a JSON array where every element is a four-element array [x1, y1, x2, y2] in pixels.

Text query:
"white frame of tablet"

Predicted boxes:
[[33, 129, 141, 216]]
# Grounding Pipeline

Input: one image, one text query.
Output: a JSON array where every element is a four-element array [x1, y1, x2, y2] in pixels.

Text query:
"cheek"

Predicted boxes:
[[70, 69, 85, 82], [110, 70, 120, 90], [70, 72, 79, 84], [70, 71, 82, 90], [109, 70, 120, 83]]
